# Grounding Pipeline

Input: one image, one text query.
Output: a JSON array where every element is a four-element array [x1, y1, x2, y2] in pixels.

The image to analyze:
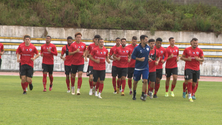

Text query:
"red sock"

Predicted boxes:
[[117, 80, 121, 88], [121, 79, 126, 92], [128, 79, 132, 89], [66, 79, 70, 90], [192, 85, 195, 96], [26, 82, 29, 88], [154, 83, 160, 95], [171, 84, 175, 91], [112, 77, 117, 91], [165, 85, 169, 92], [99, 83, 104, 93], [150, 86, 153, 92], [49, 75, 53, 85], [148, 81, 151, 91], [43, 74, 47, 88], [187, 82, 192, 94], [71, 77, 75, 87], [21, 82, 26, 91], [96, 82, 100, 91], [89, 80, 93, 89], [77, 77, 82, 89]]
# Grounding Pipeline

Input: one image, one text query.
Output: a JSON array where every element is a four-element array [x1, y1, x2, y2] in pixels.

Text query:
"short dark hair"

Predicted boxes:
[[132, 36, 137, 40], [23, 35, 31, 40], [148, 39, 155, 43], [169, 37, 174, 41], [98, 38, 103, 41], [94, 35, 101, 39], [191, 38, 198, 41], [46, 35, 51, 39], [156, 38, 162, 42], [67, 36, 73, 40], [116, 37, 120, 41], [140, 35, 148, 41], [121, 38, 126, 41]]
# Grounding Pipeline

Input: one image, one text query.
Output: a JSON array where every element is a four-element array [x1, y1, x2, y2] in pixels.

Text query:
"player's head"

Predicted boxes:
[[75, 32, 82, 42], [191, 38, 198, 49], [121, 38, 126, 47], [46, 35, 51, 44], [148, 39, 155, 49], [140, 35, 148, 45], [23, 35, 31, 44], [67, 36, 73, 45], [93, 35, 101, 45], [156, 37, 162, 48], [132, 36, 137, 46], [169, 37, 175, 46], [98, 38, 104, 47], [115, 37, 121, 46]]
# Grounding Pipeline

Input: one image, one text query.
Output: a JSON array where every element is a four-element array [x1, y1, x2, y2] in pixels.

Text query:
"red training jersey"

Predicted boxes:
[[183, 46, 204, 71], [69, 41, 86, 65], [114, 46, 131, 68], [61, 44, 72, 66], [0, 43, 4, 59], [90, 47, 108, 70], [17, 43, 39, 67], [41, 43, 57, 65], [109, 45, 120, 67], [149, 49, 160, 73], [154, 46, 167, 69], [165, 46, 179, 69], [87, 43, 98, 66], [127, 44, 138, 68]]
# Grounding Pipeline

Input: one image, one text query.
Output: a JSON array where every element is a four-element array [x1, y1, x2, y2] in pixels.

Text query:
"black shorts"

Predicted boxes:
[[165, 67, 178, 78], [93, 70, 105, 82], [112, 66, 118, 77], [65, 65, 72, 75], [117, 67, 128, 78], [71, 64, 84, 74], [156, 69, 163, 79], [42, 63, 54, 74], [148, 72, 156, 82], [127, 67, 134, 78], [86, 65, 93, 76], [184, 69, 200, 82], [0, 58, 2, 69], [20, 64, 33, 78]]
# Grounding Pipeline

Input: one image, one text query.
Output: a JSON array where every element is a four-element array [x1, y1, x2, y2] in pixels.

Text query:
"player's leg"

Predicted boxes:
[[0, 58, 2, 69], [141, 69, 149, 101], [26, 65, 34, 92], [42, 63, 48, 92], [185, 69, 193, 102], [93, 70, 99, 96], [116, 68, 122, 94], [191, 70, 198, 100], [170, 68, 178, 97], [65, 65, 71, 93], [111, 66, 117, 94], [20, 65, 28, 94], [120, 68, 127, 96], [98, 70, 105, 99], [154, 69, 162, 98], [76, 64, 84, 95], [71, 65, 77, 95], [127, 68, 134, 95], [132, 70, 141, 100], [88, 66, 94, 95], [165, 68, 171, 97], [48, 64, 54, 91], [148, 72, 156, 99]]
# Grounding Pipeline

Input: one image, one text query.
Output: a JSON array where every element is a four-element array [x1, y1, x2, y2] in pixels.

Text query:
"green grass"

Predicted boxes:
[[0, 76, 222, 125]]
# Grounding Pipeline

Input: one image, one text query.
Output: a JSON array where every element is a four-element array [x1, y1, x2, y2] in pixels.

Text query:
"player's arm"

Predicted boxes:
[[176, 48, 180, 62], [128, 54, 131, 62], [49, 45, 58, 56], [60, 47, 65, 61], [32, 53, 40, 61], [155, 53, 160, 65], [113, 49, 120, 61], [180, 54, 191, 61], [195, 56, 204, 62], [69, 45, 79, 55], [0, 45, 4, 55], [89, 54, 99, 64], [40, 46, 43, 57], [17, 53, 20, 62], [106, 55, 110, 64], [84, 49, 89, 60], [131, 48, 145, 62]]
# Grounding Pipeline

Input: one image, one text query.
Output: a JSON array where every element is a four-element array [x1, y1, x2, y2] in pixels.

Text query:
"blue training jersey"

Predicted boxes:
[[131, 43, 150, 70]]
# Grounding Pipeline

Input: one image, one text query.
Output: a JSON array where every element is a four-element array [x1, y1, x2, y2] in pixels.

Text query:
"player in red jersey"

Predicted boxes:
[[0, 42, 4, 69], [165, 37, 179, 97], [114, 38, 131, 96], [85, 35, 101, 95], [147, 39, 160, 99], [41, 35, 58, 92], [69, 32, 86, 95], [16, 35, 39, 94], [126, 36, 138, 95], [109, 37, 121, 94], [89, 38, 110, 98], [181, 38, 204, 102], [60, 36, 73, 93], [153, 38, 167, 98]]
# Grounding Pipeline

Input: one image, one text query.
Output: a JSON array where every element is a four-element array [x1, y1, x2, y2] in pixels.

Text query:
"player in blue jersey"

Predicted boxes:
[[131, 35, 150, 101]]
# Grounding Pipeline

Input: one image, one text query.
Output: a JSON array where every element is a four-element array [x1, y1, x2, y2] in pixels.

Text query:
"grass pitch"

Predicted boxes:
[[0, 76, 221, 125]]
